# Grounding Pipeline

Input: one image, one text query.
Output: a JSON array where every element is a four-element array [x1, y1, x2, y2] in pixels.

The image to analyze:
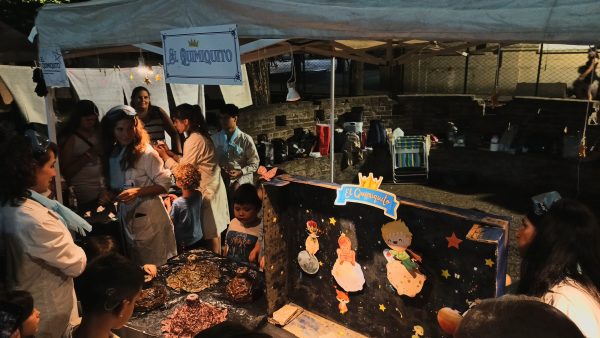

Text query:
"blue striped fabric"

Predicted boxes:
[[393, 136, 426, 168]]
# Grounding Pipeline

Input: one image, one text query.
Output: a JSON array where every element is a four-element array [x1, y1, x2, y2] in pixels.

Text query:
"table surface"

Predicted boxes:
[[120, 248, 268, 337]]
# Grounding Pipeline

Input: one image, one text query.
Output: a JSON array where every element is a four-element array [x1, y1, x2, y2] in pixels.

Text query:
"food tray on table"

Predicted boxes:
[[122, 249, 267, 337]]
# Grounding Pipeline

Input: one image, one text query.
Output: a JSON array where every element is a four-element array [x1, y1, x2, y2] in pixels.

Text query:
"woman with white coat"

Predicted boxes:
[[155, 104, 229, 254], [0, 129, 87, 338], [99, 105, 177, 266]]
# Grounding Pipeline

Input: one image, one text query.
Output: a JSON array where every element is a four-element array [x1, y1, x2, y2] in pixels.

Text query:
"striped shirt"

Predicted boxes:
[[141, 105, 166, 142]]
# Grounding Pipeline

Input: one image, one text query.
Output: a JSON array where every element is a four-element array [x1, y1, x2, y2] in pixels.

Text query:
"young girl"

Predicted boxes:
[[170, 163, 203, 253], [517, 193, 600, 338], [0, 290, 41, 338], [66, 253, 144, 338], [224, 184, 262, 264], [99, 105, 176, 266]]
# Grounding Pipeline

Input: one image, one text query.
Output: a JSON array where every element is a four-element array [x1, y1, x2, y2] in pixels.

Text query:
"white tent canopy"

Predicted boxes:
[[37, 0, 600, 51], [33, 0, 600, 193]]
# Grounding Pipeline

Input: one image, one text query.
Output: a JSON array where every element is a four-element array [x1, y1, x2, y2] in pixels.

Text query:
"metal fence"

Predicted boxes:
[[269, 44, 593, 99]]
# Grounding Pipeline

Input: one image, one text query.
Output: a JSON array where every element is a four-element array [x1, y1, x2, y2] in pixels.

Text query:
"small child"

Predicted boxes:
[[0, 290, 40, 338], [224, 183, 262, 264], [66, 253, 144, 338], [170, 164, 203, 253]]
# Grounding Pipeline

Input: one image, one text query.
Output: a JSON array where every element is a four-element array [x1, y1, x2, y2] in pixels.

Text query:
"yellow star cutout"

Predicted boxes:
[[485, 258, 494, 267], [329, 217, 337, 225], [319, 261, 323, 266], [379, 304, 386, 312], [441, 269, 450, 279]]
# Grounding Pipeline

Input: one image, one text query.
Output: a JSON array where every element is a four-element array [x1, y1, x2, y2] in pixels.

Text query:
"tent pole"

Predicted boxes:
[[330, 56, 336, 183], [45, 88, 63, 203], [535, 43, 543, 96], [198, 85, 206, 117]]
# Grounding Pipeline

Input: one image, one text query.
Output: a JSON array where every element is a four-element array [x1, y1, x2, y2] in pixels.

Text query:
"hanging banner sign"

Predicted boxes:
[[334, 173, 400, 219], [161, 24, 242, 85], [39, 47, 69, 87]]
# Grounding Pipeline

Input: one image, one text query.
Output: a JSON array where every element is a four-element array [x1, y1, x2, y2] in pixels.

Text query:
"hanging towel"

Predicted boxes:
[[29, 190, 92, 236]]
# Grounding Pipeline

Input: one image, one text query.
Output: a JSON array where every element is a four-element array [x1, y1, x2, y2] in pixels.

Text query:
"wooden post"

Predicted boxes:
[[246, 59, 271, 105], [379, 41, 394, 93]]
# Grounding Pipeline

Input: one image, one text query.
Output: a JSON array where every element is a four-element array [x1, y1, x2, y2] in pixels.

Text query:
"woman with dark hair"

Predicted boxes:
[[155, 103, 229, 254], [0, 290, 41, 338], [99, 105, 177, 266], [130, 86, 182, 153], [0, 129, 87, 337], [65, 253, 144, 338], [516, 192, 600, 337], [59, 100, 103, 205]]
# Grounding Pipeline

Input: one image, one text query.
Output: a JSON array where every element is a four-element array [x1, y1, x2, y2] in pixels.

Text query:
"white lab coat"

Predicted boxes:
[[543, 279, 600, 338], [113, 144, 177, 266], [0, 198, 87, 338]]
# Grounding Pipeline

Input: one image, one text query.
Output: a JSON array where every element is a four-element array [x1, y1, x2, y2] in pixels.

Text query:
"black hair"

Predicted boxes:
[[219, 104, 240, 118], [0, 129, 34, 206], [232, 183, 262, 211], [77, 253, 144, 316], [0, 129, 57, 206], [194, 321, 271, 338], [455, 295, 584, 338], [172, 103, 211, 140], [33, 141, 58, 170], [518, 199, 600, 302], [82, 235, 119, 261], [62, 100, 99, 137], [130, 86, 151, 102], [0, 290, 34, 333]]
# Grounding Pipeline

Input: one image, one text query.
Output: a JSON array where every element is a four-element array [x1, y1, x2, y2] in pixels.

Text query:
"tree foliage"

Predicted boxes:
[[0, 0, 87, 35]]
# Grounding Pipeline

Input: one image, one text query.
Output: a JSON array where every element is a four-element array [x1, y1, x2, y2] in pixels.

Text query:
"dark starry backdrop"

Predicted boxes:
[[265, 177, 508, 338]]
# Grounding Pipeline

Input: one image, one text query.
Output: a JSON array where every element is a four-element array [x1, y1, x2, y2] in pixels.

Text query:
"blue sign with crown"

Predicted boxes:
[[161, 25, 242, 85], [334, 173, 400, 219]]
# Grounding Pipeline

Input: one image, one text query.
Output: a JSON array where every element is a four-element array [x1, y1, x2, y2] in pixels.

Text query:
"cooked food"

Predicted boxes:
[[166, 261, 220, 293], [134, 283, 168, 312], [161, 294, 228, 337]]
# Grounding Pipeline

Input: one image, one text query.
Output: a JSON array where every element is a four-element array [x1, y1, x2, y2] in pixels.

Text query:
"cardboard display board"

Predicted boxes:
[[263, 175, 508, 338]]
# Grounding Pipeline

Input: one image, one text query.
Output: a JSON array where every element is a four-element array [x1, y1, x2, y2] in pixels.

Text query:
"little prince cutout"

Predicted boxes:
[[382, 220, 426, 297]]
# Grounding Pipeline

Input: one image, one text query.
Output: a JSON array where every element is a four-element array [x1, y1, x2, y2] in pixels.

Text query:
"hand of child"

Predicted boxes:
[[259, 256, 265, 271], [143, 264, 157, 277]]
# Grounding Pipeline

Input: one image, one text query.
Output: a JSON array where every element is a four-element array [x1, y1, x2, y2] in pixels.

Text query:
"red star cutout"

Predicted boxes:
[[446, 232, 463, 249]]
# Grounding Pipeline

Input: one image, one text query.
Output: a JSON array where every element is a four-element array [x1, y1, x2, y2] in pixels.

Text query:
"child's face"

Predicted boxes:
[[21, 307, 40, 336], [234, 203, 259, 226], [114, 289, 142, 329], [385, 231, 412, 251]]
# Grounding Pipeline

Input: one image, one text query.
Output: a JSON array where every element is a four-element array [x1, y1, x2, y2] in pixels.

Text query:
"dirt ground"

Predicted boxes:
[[382, 182, 525, 280]]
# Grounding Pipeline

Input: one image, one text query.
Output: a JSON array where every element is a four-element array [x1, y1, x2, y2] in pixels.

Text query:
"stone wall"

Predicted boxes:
[[276, 155, 361, 184], [237, 95, 410, 142]]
